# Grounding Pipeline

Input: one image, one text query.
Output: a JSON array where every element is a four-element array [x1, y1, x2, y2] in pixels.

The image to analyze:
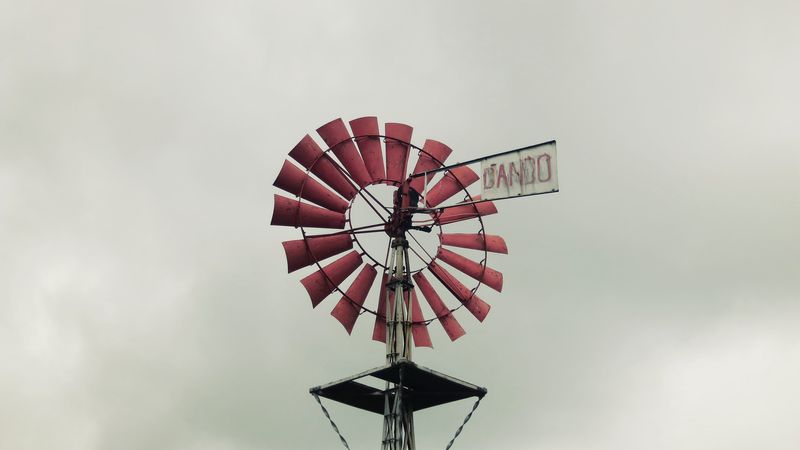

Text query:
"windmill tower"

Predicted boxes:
[[271, 116, 558, 449]]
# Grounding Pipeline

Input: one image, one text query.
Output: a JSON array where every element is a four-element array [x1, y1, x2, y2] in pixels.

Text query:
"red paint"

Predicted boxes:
[[508, 161, 521, 187], [439, 233, 508, 254], [482, 165, 495, 189], [424, 165, 479, 208], [282, 234, 353, 273], [496, 164, 508, 189], [538, 154, 552, 182], [407, 289, 433, 348], [271, 194, 346, 229], [317, 118, 372, 188], [409, 139, 452, 193], [349, 116, 385, 183], [434, 196, 498, 225], [428, 262, 491, 322], [331, 264, 378, 334], [436, 247, 503, 292], [300, 251, 363, 307], [288, 135, 357, 200], [483, 152, 555, 190], [273, 160, 349, 213], [413, 272, 466, 341], [372, 274, 390, 343], [384, 123, 413, 184]]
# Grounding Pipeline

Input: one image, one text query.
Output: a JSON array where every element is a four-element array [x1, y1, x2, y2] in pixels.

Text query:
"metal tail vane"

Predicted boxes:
[[270, 116, 558, 449]]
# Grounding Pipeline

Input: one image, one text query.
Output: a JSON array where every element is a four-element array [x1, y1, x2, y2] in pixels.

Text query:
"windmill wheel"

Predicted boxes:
[[271, 117, 508, 347]]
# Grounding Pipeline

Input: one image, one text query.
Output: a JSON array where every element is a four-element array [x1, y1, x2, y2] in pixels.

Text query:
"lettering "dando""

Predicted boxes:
[[482, 154, 553, 189]]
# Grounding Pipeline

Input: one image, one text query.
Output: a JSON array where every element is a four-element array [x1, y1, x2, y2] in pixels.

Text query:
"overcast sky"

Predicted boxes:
[[2, 1, 799, 449]]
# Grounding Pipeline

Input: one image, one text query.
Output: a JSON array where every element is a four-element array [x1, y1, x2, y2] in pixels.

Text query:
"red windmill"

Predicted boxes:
[[271, 116, 558, 449]]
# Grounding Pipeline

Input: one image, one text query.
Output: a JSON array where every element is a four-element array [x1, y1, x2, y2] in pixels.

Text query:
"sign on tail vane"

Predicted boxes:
[[480, 141, 558, 200]]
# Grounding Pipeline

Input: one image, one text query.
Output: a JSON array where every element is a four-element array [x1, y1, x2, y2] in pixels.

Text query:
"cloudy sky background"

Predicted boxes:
[[2, 1, 799, 449]]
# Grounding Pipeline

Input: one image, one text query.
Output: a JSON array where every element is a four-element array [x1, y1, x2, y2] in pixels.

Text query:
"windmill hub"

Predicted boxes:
[[385, 184, 423, 238]]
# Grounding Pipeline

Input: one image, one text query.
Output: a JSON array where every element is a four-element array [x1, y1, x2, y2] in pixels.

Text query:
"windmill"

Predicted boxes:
[[270, 116, 558, 449]]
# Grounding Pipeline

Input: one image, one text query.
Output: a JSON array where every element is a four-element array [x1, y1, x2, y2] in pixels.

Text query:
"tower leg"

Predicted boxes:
[[382, 238, 415, 450]]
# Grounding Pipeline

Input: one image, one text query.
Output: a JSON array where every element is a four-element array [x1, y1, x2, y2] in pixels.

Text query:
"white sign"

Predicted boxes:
[[480, 141, 558, 200]]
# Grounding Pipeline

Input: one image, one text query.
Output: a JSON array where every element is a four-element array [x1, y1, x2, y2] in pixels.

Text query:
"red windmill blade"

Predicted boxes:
[[371, 274, 390, 343], [281, 234, 353, 273], [288, 134, 357, 200], [440, 233, 508, 254], [428, 261, 491, 322], [384, 122, 413, 184], [300, 250, 363, 307], [317, 118, 373, 188], [413, 271, 466, 342], [408, 139, 453, 193], [433, 195, 498, 225], [273, 160, 349, 213], [271, 194, 346, 229], [407, 289, 433, 348], [349, 116, 385, 183], [330, 264, 378, 334], [271, 116, 509, 348], [436, 247, 503, 292], [424, 166, 480, 208]]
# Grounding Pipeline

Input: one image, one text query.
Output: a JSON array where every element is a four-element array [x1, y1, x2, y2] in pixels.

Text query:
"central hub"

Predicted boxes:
[[347, 181, 437, 274], [385, 184, 420, 238]]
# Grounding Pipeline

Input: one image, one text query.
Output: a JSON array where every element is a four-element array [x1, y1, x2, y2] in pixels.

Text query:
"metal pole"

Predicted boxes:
[[382, 237, 415, 450]]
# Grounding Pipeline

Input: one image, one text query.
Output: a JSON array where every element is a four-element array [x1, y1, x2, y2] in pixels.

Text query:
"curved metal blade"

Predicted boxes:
[[300, 251, 363, 307], [424, 166, 480, 208], [412, 271, 466, 341], [439, 233, 508, 254], [289, 134, 357, 200], [273, 160, 349, 213], [372, 274, 390, 343], [436, 247, 503, 292], [428, 261, 491, 322], [271, 194, 346, 229], [407, 289, 433, 348], [409, 139, 453, 193], [384, 122, 413, 184], [317, 118, 372, 188], [433, 195, 498, 225], [330, 264, 378, 334], [282, 234, 353, 273], [349, 116, 385, 183]]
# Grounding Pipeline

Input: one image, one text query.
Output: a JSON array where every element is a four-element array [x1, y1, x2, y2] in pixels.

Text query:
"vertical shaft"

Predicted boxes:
[[382, 237, 415, 450]]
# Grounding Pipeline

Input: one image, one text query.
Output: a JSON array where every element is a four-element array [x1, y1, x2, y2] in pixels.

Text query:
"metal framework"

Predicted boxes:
[[271, 116, 556, 449]]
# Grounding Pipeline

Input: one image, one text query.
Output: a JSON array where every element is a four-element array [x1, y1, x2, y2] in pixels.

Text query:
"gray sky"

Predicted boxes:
[[2, 1, 799, 449]]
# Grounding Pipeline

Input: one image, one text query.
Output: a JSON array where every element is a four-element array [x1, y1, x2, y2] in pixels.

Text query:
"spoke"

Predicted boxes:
[[303, 222, 386, 239], [323, 147, 390, 224], [406, 239, 433, 269], [407, 231, 435, 262], [356, 189, 390, 224], [360, 186, 392, 215], [349, 229, 390, 236]]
